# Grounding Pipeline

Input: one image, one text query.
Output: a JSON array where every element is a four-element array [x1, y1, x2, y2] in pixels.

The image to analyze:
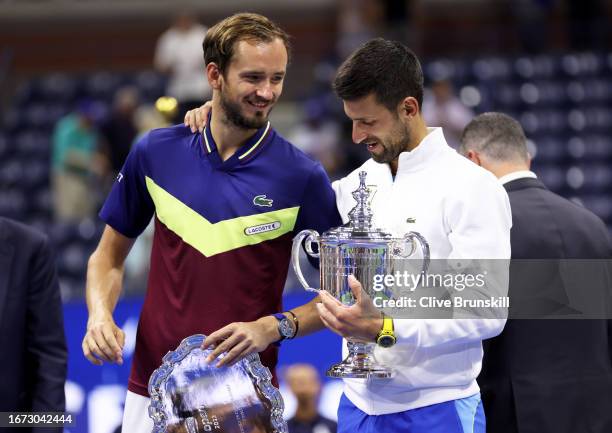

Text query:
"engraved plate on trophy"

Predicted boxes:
[[148, 334, 287, 433], [292, 171, 430, 378]]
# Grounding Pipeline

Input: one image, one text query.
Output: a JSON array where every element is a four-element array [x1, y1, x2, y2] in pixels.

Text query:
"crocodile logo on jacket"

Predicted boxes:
[[253, 194, 273, 207]]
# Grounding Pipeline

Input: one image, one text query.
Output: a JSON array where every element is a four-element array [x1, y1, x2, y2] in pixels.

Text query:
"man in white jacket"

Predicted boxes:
[[315, 38, 512, 433], [183, 38, 512, 433]]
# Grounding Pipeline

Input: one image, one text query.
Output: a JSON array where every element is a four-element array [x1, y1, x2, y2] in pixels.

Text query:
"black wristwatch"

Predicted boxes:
[[273, 312, 298, 341]]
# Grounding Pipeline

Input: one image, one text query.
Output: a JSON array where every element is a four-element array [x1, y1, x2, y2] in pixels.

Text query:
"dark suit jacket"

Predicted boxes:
[[0, 217, 67, 431], [478, 177, 612, 433]]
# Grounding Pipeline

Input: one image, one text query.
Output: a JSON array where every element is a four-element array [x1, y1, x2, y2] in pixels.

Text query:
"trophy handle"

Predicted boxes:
[[401, 231, 431, 285], [292, 229, 321, 293]]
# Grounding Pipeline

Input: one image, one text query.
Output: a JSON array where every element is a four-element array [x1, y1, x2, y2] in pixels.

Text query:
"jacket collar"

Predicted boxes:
[[201, 112, 272, 170], [503, 176, 548, 193], [396, 127, 449, 174]]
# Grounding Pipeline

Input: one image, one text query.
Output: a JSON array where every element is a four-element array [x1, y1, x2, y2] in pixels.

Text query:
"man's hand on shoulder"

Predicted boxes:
[[82, 312, 125, 366], [201, 316, 279, 367], [184, 101, 212, 133]]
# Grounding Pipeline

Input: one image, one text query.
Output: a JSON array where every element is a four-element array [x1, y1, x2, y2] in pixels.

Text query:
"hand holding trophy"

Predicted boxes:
[[292, 171, 430, 378]]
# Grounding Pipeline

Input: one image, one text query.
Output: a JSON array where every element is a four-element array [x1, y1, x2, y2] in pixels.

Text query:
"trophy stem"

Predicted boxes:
[[326, 341, 394, 379]]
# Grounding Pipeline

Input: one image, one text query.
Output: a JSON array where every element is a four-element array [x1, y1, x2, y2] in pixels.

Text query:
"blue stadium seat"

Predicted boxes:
[[39, 73, 78, 102], [514, 55, 559, 80], [58, 241, 89, 279], [568, 107, 612, 133], [494, 82, 521, 108], [566, 164, 612, 192], [519, 80, 566, 107], [15, 131, 52, 159], [567, 135, 612, 160], [22, 160, 49, 191], [520, 109, 567, 135], [579, 195, 612, 224], [12, 80, 42, 108], [533, 136, 566, 163], [561, 52, 603, 78], [134, 70, 166, 102], [0, 188, 27, 219], [85, 72, 123, 101], [472, 57, 512, 82], [49, 221, 80, 249], [534, 165, 566, 192], [0, 160, 23, 187], [2, 107, 28, 134], [31, 187, 52, 215], [459, 83, 492, 112]]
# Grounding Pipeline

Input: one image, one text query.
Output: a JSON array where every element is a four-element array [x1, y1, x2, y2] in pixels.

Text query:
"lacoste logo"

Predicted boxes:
[[253, 194, 273, 207], [406, 217, 416, 223], [245, 221, 281, 235]]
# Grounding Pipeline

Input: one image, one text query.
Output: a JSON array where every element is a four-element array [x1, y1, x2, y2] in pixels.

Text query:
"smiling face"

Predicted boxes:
[[344, 93, 412, 165], [213, 38, 287, 130]]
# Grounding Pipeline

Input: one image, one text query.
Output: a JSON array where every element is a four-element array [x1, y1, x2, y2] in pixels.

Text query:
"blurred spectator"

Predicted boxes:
[[134, 101, 173, 141], [422, 78, 473, 149], [122, 102, 170, 295], [0, 217, 67, 431], [99, 86, 139, 179], [286, 364, 337, 433], [154, 11, 210, 122], [336, 0, 382, 59], [51, 101, 104, 222], [288, 98, 343, 177]]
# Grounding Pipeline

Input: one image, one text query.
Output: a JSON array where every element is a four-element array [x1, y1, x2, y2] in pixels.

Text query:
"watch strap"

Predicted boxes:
[[285, 310, 299, 337], [376, 314, 396, 347]]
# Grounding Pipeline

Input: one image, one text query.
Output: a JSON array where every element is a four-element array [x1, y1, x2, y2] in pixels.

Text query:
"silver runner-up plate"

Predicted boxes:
[[148, 334, 287, 433]]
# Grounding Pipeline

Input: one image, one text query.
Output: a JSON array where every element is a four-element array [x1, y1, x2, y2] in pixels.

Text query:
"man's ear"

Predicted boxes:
[[206, 63, 222, 90], [397, 96, 419, 122], [467, 149, 482, 166]]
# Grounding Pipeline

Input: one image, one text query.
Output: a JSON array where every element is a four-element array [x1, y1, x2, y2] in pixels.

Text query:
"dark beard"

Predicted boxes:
[[371, 125, 411, 164], [220, 92, 269, 130]]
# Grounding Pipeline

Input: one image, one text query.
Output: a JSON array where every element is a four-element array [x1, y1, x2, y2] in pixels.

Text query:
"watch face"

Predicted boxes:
[[377, 335, 396, 348], [278, 318, 295, 339]]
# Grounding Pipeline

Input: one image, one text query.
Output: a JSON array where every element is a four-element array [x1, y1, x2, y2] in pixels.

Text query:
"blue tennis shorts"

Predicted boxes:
[[337, 393, 485, 433]]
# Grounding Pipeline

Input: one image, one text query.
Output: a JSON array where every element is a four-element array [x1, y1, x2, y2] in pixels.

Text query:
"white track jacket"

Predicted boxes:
[[331, 127, 512, 415]]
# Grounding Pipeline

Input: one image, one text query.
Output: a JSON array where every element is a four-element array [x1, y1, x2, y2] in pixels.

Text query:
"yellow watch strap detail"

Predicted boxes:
[[382, 315, 394, 333]]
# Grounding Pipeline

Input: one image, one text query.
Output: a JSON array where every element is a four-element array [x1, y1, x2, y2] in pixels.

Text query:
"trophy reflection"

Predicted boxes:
[[292, 171, 429, 378]]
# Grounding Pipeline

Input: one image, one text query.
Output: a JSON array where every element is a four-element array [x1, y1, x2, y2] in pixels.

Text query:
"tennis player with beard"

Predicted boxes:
[[82, 13, 340, 433]]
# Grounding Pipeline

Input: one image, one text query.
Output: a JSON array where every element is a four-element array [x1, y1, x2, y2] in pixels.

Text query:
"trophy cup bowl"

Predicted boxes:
[[291, 171, 430, 379]]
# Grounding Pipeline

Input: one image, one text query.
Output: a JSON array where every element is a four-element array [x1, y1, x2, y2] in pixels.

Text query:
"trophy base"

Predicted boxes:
[[326, 363, 394, 379], [325, 349, 394, 379]]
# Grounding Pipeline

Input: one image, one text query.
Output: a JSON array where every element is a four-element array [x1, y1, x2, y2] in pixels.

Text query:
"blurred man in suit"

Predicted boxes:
[[286, 364, 337, 433], [459, 112, 612, 433], [0, 217, 67, 432]]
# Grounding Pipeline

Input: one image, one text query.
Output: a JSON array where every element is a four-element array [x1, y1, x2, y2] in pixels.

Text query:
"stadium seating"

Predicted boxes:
[[1, 52, 610, 299]]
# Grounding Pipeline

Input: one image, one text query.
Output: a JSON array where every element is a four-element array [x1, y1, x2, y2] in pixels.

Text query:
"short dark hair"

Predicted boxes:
[[459, 112, 529, 163], [333, 38, 424, 112], [203, 12, 291, 74]]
